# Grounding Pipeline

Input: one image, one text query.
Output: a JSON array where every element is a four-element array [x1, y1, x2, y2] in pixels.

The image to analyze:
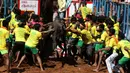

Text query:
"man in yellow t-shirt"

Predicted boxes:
[[105, 32, 125, 73], [17, 24, 44, 71], [79, 2, 92, 20], [93, 28, 118, 72], [9, 12, 16, 30], [11, 20, 30, 62], [93, 24, 108, 67], [78, 23, 94, 65], [67, 17, 79, 48], [114, 33, 130, 73], [0, 20, 10, 72]]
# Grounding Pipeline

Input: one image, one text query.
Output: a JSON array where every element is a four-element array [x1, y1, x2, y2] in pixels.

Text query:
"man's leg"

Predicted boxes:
[[2, 50, 9, 73], [93, 53, 98, 66], [14, 51, 20, 63], [86, 44, 93, 65], [106, 53, 118, 73], [118, 57, 130, 73], [93, 51, 105, 72], [36, 54, 44, 71], [93, 44, 101, 67], [17, 55, 26, 68]]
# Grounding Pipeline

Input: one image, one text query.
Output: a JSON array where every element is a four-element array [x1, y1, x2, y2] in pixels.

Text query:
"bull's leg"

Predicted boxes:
[[52, 42, 57, 58]]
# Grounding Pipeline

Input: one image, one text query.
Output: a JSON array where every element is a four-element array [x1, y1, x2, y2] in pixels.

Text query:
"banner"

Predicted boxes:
[[18, 0, 40, 15]]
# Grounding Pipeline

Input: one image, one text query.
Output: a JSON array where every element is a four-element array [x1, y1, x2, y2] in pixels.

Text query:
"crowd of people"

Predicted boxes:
[[0, 1, 130, 73]]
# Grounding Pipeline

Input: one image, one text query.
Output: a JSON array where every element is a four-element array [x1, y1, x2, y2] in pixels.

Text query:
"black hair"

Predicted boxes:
[[22, 13, 29, 21], [33, 24, 41, 31], [15, 15, 21, 21], [18, 22, 25, 27], [86, 14, 91, 19], [105, 17, 114, 28], [3, 20, 9, 28], [31, 14, 38, 20], [17, 15, 27, 27], [99, 24, 104, 30], [109, 28, 115, 35], [81, 1, 86, 6], [71, 16, 77, 22], [97, 16, 106, 23], [97, 24, 104, 32], [88, 14, 93, 20], [31, 15, 39, 22], [13, 8, 21, 15], [118, 31, 125, 40], [77, 18, 84, 24]]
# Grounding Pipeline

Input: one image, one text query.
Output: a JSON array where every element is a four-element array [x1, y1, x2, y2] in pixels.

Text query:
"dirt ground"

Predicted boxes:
[[0, 59, 108, 73]]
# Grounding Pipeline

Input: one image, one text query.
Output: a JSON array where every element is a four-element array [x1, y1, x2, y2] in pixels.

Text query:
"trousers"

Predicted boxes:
[[106, 52, 118, 73]]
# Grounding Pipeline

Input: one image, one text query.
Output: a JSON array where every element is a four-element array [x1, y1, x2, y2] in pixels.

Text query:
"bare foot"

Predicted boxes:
[[92, 69, 99, 72], [92, 63, 97, 67], [41, 69, 45, 72]]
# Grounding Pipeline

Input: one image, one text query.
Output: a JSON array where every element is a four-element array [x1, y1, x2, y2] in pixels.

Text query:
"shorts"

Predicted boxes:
[[86, 44, 94, 56], [95, 43, 103, 52], [68, 38, 79, 46], [77, 40, 84, 47], [0, 49, 8, 55], [118, 56, 130, 66], [13, 42, 25, 55], [24, 45, 38, 55]]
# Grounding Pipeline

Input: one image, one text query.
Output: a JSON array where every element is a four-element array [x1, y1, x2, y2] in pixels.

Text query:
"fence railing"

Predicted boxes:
[[93, 0, 130, 40]]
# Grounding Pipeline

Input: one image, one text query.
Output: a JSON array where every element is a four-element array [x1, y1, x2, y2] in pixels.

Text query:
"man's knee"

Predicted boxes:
[[106, 57, 111, 63]]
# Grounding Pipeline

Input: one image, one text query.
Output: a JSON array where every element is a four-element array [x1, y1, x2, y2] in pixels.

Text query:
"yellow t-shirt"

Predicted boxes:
[[79, 6, 92, 19], [91, 25, 97, 37], [85, 21, 91, 31], [117, 40, 130, 58], [9, 12, 17, 30], [13, 27, 30, 42], [114, 22, 120, 38], [25, 25, 31, 32], [77, 28, 82, 40], [97, 31, 109, 43], [70, 23, 78, 38], [0, 28, 9, 50], [9, 19, 19, 30], [103, 23, 109, 31], [81, 29, 94, 44], [25, 29, 42, 47], [107, 35, 118, 52]]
